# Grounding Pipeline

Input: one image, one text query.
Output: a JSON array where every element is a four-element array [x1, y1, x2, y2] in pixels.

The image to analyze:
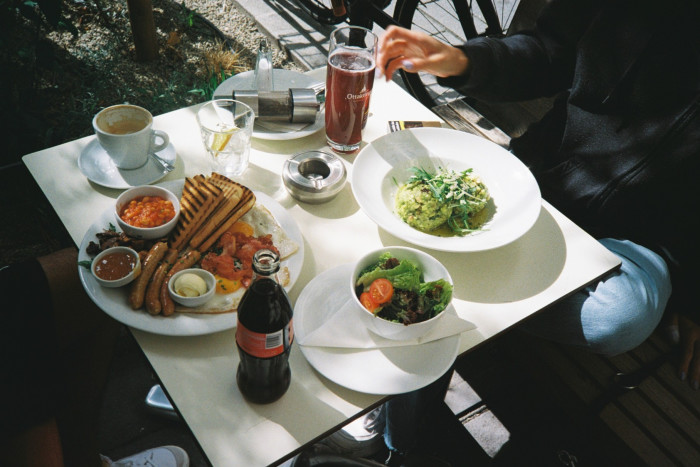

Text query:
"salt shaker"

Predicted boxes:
[[255, 39, 273, 92]]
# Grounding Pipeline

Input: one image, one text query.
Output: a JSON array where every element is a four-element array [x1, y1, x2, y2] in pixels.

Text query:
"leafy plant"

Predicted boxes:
[[189, 42, 245, 100], [189, 68, 232, 100], [184, 9, 196, 28]]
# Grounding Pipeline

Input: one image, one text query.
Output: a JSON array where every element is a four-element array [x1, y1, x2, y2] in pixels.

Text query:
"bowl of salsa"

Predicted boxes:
[[115, 185, 180, 239]]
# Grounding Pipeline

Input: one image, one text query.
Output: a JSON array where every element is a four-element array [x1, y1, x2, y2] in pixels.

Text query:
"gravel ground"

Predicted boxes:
[[1, 0, 301, 167], [0, 0, 302, 266]]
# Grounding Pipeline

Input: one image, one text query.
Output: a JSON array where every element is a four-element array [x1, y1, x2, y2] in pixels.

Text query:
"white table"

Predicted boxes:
[[23, 68, 620, 466]]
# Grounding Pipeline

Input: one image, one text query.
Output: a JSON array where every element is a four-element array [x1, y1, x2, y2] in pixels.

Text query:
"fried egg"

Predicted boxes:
[[176, 203, 298, 315], [242, 203, 299, 260]]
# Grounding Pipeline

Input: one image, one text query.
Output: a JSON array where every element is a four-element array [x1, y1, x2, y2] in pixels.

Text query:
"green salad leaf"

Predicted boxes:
[[356, 253, 422, 291], [419, 279, 453, 312], [355, 254, 453, 324]]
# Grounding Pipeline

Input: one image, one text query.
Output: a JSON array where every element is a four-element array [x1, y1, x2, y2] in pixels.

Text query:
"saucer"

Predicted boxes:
[[78, 138, 176, 189], [213, 69, 325, 141], [295, 264, 460, 395]]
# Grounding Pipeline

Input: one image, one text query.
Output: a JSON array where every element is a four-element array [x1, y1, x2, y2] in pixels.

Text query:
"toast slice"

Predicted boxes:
[[188, 175, 249, 250], [196, 191, 256, 253], [169, 177, 223, 250], [169, 174, 256, 253]]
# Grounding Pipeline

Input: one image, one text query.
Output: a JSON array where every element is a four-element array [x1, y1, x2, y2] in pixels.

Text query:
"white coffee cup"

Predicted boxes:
[[92, 104, 169, 170]]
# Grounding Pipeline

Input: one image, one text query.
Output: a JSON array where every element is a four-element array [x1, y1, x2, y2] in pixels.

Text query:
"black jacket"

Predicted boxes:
[[440, 0, 700, 323]]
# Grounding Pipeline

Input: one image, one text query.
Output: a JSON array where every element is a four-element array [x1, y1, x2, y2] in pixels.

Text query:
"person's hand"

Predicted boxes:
[[675, 314, 700, 389], [668, 313, 700, 389], [376, 25, 470, 82]]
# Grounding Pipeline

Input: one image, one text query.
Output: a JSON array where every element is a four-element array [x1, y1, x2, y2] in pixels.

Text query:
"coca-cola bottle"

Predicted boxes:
[[235, 249, 294, 403]]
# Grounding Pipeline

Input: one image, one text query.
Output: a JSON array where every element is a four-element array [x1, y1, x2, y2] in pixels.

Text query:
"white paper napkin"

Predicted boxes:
[[296, 301, 475, 349]]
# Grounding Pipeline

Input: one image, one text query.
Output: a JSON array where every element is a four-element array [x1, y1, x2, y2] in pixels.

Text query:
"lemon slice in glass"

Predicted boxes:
[[211, 131, 234, 152]]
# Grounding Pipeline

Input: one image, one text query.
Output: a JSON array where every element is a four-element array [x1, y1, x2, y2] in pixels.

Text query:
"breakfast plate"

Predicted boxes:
[[78, 180, 304, 336], [295, 264, 460, 395], [213, 69, 324, 141], [351, 128, 541, 252], [78, 138, 176, 189]]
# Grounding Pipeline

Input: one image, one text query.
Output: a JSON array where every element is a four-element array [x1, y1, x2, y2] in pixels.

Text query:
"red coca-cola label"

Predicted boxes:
[[236, 320, 294, 358]]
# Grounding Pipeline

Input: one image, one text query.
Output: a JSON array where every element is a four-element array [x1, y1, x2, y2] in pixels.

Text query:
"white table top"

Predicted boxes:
[[23, 68, 620, 466]]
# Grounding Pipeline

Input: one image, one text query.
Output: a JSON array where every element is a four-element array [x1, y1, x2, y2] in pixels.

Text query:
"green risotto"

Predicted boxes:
[[395, 166, 490, 236]]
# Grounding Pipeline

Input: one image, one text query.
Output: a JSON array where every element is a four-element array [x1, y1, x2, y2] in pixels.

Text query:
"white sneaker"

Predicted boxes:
[[102, 446, 189, 467]]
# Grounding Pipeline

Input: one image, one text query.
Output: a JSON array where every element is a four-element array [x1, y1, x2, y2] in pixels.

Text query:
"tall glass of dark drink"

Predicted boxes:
[[325, 26, 377, 154]]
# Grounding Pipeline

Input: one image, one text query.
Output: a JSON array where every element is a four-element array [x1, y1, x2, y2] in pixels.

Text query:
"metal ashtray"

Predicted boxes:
[[283, 151, 346, 204]]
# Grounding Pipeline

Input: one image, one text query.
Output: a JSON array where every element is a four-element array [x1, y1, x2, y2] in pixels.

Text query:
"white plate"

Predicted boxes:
[[352, 128, 541, 252], [213, 69, 324, 141], [78, 180, 305, 336], [78, 138, 176, 189], [295, 264, 459, 395]]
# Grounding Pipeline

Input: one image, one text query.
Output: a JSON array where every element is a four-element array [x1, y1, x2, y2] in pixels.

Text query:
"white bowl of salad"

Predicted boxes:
[[351, 246, 453, 341]]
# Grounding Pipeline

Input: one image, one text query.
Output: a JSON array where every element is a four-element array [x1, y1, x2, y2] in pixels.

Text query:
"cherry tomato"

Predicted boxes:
[[369, 278, 394, 305], [360, 292, 378, 312]]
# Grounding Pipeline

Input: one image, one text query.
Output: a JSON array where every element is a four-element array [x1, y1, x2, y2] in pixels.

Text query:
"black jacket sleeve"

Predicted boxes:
[[435, 0, 700, 326], [438, 0, 602, 102]]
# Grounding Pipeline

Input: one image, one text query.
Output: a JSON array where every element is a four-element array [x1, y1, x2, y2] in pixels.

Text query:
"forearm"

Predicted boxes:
[[440, 0, 600, 102]]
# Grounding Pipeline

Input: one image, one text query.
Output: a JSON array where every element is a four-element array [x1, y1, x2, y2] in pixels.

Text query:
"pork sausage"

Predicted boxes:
[[145, 248, 178, 315], [128, 241, 168, 310]]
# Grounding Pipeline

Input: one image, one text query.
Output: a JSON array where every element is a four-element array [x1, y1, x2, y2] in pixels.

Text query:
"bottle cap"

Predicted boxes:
[[252, 249, 280, 275]]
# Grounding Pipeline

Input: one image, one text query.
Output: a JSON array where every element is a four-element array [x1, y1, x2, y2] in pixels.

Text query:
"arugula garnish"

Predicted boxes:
[[407, 166, 489, 235]]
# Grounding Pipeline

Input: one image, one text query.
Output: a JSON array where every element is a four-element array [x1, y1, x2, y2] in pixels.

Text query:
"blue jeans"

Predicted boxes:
[[519, 238, 671, 356], [382, 238, 671, 454]]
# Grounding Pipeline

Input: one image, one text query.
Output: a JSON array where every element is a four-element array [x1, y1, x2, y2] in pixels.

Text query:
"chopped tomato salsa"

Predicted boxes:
[[120, 196, 175, 228]]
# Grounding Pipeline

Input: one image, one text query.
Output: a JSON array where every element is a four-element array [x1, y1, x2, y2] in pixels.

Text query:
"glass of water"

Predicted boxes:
[[196, 99, 255, 178]]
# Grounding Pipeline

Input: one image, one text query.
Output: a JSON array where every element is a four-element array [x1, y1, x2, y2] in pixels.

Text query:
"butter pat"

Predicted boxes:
[[174, 272, 208, 297]]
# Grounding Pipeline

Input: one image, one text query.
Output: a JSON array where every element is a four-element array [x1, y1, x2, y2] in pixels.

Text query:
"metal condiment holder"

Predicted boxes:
[[232, 89, 319, 123]]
